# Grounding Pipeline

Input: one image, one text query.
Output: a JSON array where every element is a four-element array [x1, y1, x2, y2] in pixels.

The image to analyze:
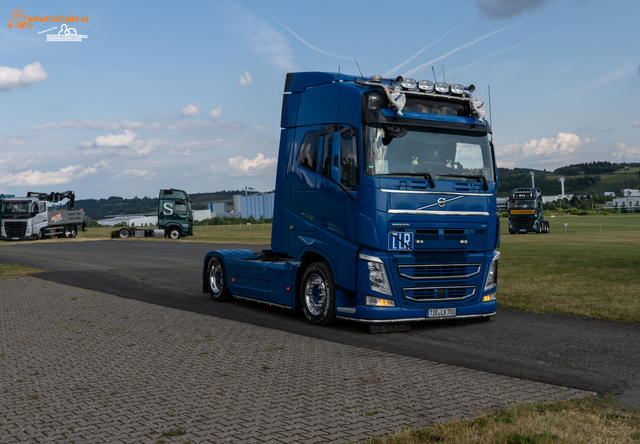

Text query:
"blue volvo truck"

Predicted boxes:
[[203, 72, 500, 330]]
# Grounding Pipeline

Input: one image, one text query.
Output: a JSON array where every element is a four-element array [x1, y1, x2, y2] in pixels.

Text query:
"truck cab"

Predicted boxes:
[[158, 188, 194, 238], [508, 188, 549, 234], [204, 72, 500, 328]]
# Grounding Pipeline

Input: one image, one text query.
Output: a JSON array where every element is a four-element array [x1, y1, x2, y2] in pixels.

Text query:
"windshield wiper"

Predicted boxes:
[[378, 172, 435, 188], [437, 174, 489, 191]]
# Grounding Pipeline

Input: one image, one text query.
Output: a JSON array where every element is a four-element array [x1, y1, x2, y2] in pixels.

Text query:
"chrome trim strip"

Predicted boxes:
[[336, 312, 496, 324], [398, 264, 482, 280], [402, 285, 476, 302], [382, 189, 493, 197], [389, 210, 490, 216]]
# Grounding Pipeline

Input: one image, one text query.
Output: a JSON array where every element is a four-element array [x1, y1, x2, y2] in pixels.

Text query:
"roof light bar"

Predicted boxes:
[[400, 78, 417, 90]]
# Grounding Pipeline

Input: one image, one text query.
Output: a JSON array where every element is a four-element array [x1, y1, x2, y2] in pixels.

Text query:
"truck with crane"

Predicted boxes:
[[1, 191, 85, 240], [507, 188, 549, 234], [110, 188, 194, 239], [202, 71, 500, 331]]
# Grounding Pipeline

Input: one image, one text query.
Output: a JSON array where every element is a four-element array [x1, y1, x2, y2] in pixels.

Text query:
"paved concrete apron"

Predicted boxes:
[[0, 278, 593, 444]]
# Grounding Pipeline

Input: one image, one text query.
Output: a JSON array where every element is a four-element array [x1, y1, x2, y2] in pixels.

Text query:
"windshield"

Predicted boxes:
[[1, 201, 32, 215], [363, 124, 494, 183], [511, 200, 536, 210]]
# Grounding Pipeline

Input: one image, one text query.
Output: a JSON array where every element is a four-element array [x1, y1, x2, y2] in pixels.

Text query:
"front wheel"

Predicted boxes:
[[119, 229, 130, 239], [207, 257, 231, 301], [300, 262, 336, 326], [168, 228, 181, 239]]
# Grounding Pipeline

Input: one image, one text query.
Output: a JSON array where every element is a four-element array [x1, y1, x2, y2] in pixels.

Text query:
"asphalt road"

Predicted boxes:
[[2, 239, 639, 407]]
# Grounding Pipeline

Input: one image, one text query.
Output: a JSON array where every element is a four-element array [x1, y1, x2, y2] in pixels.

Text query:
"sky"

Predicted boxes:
[[1, 0, 639, 199]]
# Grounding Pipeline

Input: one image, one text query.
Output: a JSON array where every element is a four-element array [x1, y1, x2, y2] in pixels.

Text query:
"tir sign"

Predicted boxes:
[[388, 231, 414, 251]]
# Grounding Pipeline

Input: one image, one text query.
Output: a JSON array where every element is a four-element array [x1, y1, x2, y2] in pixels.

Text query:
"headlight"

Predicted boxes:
[[359, 253, 392, 296], [484, 252, 500, 292], [450, 84, 465, 95]]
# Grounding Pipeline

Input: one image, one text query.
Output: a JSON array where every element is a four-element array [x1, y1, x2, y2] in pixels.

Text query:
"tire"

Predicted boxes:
[[168, 228, 181, 239], [64, 225, 71, 238], [70, 226, 77, 238], [118, 229, 130, 239], [300, 262, 336, 326], [35, 229, 43, 240], [206, 257, 231, 301]]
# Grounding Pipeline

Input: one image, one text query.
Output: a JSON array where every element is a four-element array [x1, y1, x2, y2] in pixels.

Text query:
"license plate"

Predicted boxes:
[[428, 308, 456, 318]]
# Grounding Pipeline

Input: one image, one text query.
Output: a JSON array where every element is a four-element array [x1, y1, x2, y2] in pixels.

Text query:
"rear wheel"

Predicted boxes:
[[207, 257, 231, 301], [300, 262, 336, 326], [64, 225, 72, 238], [118, 229, 130, 239], [70, 226, 77, 238]]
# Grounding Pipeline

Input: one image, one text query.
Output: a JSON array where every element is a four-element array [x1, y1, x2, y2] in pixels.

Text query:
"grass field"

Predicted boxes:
[[498, 213, 640, 323], [354, 396, 640, 444]]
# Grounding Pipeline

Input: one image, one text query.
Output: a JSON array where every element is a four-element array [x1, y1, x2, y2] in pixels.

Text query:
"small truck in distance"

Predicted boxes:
[[1, 191, 86, 240], [508, 188, 549, 234], [110, 188, 194, 240]]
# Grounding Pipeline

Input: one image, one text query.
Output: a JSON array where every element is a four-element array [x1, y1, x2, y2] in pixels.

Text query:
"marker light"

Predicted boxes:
[[365, 295, 396, 307], [401, 78, 417, 90], [435, 82, 450, 93], [418, 80, 434, 92], [482, 293, 496, 302], [450, 84, 465, 95]]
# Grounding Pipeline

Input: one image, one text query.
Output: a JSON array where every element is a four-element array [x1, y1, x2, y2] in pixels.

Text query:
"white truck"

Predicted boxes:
[[1, 191, 86, 240]]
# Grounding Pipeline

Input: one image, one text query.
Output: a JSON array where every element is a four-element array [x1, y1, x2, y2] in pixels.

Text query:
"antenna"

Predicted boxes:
[[488, 85, 493, 142], [432, 66, 438, 83], [354, 58, 364, 80], [337, 66, 341, 129], [441, 66, 446, 83]]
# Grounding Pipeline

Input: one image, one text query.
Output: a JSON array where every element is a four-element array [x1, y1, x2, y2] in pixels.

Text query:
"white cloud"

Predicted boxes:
[[632, 122, 640, 129], [0, 162, 106, 186], [239, 71, 252, 87], [218, 153, 277, 177], [209, 105, 223, 119], [496, 133, 594, 168], [0, 62, 48, 92], [180, 103, 202, 117], [255, 126, 269, 131], [113, 169, 155, 180], [94, 129, 138, 147], [169, 138, 250, 157], [611, 143, 640, 161]]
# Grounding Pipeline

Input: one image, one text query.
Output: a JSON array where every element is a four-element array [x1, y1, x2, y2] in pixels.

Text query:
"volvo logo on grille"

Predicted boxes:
[[437, 197, 446, 208]]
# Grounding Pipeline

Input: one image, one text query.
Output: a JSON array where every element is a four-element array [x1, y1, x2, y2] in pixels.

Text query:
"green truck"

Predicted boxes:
[[507, 188, 549, 234], [110, 188, 194, 239]]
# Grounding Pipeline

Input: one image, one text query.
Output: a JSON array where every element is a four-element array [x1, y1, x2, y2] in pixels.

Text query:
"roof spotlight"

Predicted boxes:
[[401, 78, 417, 90], [418, 80, 434, 92], [435, 82, 450, 93], [450, 84, 465, 95], [370, 74, 382, 83]]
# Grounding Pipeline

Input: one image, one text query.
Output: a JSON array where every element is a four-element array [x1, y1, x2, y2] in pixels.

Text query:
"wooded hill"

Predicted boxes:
[[77, 190, 250, 221], [497, 162, 640, 197]]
